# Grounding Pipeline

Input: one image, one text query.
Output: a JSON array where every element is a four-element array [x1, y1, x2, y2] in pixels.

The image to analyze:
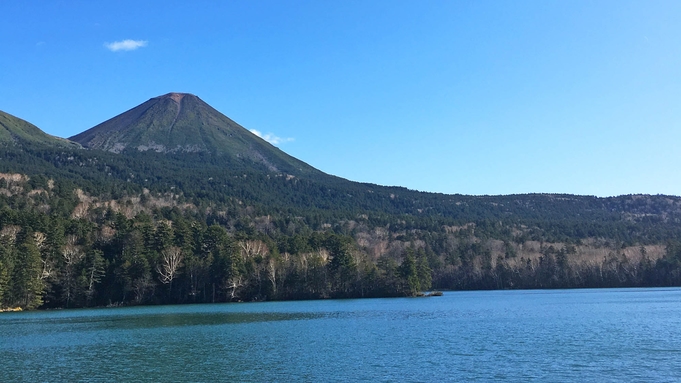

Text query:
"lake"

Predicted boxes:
[[2, 288, 681, 382]]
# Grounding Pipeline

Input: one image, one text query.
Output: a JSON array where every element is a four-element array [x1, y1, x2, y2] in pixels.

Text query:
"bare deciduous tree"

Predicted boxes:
[[239, 240, 268, 260], [157, 246, 183, 286], [226, 275, 244, 301], [61, 239, 84, 307], [33, 232, 47, 249], [267, 257, 277, 295], [132, 274, 153, 304], [0, 225, 21, 244]]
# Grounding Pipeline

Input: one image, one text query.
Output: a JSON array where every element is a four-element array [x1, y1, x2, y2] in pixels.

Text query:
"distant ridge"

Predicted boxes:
[[69, 93, 320, 175], [0, 110, 80, 148]]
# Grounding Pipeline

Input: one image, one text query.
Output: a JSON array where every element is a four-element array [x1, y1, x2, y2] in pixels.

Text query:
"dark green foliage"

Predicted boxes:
[[81, 249, 105, 305], [400, 248, 420, 296], [416, 248, 433, 292], [10, 233, 44, 309], [2, 102, 681, 309], [326, 234, 357, 297]]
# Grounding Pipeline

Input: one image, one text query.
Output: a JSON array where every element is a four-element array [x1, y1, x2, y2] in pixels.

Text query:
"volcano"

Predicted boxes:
[[69, 93, 319, 175]]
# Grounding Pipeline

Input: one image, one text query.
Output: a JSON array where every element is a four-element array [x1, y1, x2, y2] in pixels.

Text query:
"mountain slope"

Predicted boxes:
[[3, 97, 681, 309], [0, 110, 80, 148], [69, 93, 320, 176]]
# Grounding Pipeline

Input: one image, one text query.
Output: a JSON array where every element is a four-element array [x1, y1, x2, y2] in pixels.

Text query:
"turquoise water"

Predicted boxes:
[[2, 288, 681, 382]]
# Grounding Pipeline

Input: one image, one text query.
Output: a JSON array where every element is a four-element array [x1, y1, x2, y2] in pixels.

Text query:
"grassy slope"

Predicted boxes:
[[0, 111, 80, 148]]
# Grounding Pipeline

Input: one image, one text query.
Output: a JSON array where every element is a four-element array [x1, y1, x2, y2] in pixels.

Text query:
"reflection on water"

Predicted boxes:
[[2, 288, 681, 382], [17, 311, 326, 330]]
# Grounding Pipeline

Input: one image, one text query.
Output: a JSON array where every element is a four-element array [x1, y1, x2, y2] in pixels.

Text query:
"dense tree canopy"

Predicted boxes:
[[2, 142, 681, 310]]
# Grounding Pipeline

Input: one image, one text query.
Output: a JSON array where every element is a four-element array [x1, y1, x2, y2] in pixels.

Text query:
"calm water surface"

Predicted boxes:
[[2, 288, 681, 382]]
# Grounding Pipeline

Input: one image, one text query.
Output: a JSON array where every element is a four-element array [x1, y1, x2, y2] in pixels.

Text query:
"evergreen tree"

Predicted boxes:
[[117, 231, 152, 304], [416, 248, 432, 292], [400, 248, 420, 296], [81, 249, 105, 306], [327, 234, 356, 296], [11, 233, 45, 309], [0, 243, 11, 307]]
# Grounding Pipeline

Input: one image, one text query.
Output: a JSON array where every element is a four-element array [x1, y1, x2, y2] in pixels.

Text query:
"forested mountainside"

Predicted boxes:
[[2, 98, 681, 310]]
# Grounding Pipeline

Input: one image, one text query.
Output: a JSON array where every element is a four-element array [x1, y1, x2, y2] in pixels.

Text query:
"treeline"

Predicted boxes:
[[434, 240, 681, 290], [3, 201, 681, 310], [2, 142, 681, 310], [3, 143, 681, 246], [0, 210, 432, 309]]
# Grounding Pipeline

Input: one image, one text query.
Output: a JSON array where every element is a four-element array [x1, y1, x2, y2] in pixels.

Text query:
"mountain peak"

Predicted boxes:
[[68, 93, 319, 176], [157, 92, 193, 103]]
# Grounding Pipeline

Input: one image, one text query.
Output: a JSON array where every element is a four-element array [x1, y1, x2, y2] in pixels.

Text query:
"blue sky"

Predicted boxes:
[[1, 1, 680, 197]]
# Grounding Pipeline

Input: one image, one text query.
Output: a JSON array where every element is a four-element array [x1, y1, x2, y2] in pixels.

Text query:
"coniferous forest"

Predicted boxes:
[[2, 143, 681, 310], [2, 97, 681, 310]]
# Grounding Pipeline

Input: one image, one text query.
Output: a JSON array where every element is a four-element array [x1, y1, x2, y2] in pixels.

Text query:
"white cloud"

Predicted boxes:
[[104, 39, 148, 52], [250, 129, 294, 145]]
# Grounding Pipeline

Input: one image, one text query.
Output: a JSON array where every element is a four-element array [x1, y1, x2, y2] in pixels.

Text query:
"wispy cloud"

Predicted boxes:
[[250, 129, 294, 145], [104, 39, 148, 52]]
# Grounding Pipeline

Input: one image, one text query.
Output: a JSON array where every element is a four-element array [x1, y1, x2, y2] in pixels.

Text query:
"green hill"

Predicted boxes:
[[0, 110, 80, 148]]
